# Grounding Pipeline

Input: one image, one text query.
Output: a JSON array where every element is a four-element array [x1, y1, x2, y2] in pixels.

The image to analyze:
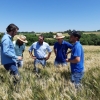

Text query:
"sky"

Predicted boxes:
[[0, 0, 100, 32]]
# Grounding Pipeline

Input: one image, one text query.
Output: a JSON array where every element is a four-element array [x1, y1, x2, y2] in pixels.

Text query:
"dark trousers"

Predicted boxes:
[[4, 63, 18, 75]]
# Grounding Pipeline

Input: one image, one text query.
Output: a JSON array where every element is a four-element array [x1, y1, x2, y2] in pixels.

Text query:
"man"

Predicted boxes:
[[29, 34, 52, 73], [66, 31, 84, 89], [13, 35, 28, 68], [54, 33, 73, 67], [1, 24, 22, 82]]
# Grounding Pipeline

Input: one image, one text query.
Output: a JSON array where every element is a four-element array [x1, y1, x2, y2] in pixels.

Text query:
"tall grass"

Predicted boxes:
[[0, 46, 100, 100]]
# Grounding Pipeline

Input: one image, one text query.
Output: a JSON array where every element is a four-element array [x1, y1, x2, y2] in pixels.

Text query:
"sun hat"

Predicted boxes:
[[55, 33, 65, 39], [17, 35, 28, 43], [68, 30, 81, 39]]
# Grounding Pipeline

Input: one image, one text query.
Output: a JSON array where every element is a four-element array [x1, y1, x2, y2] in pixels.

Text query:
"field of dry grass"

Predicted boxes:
[[24, 46, 100, 71], [0, 45, 100, 100], [63, 32, 100, 36]]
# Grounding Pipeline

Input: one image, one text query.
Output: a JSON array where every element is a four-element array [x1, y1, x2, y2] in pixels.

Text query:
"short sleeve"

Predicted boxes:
[[73, 46, 81, 57], [46, 43, 52, 52], [28, 43, 34, 52]]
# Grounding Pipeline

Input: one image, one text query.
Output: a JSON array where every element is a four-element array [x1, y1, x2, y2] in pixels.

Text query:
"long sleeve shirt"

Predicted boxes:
[[1, 33, 18, 65]]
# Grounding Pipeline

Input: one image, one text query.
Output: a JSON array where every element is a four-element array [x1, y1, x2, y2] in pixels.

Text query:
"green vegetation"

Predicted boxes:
[[0, 31, 100, 46]]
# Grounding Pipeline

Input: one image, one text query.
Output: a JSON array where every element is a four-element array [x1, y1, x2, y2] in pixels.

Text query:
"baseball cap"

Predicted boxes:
[[68, 30, 81, 39]]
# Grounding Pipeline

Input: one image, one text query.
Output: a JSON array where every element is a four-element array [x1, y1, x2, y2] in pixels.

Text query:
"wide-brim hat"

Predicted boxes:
[[17, 35, 28, 43], [55, 33, 65, 39]]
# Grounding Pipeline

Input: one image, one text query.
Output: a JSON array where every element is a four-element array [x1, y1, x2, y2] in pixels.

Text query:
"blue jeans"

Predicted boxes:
[[4, 62, 18, 75], [16, 60, 23, 68], [34, 59, 46, 72], [54, 60, 67, 67], [71, 72, 84, 85]]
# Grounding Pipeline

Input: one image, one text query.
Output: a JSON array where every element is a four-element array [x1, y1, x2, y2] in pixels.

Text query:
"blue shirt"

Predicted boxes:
[[70, 41, 84, 73], [1, 33, 17, 65], [29, 42, 52, 58], [13, 41, 25, 56], [54, 40, 73, 63]]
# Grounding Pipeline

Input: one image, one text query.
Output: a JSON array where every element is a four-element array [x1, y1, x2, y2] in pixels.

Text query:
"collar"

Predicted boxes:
[[73, 41, 80, 46], [5, 33, 12, 40], [58, 40, 64, 45], [38, 41, 44, 45], [62, 40, 65, 44]]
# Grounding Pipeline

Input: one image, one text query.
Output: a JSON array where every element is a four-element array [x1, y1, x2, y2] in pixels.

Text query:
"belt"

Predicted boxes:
[[36, 58, 45, 60]]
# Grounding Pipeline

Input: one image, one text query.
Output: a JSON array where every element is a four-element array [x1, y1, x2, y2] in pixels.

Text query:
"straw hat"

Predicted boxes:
[[55, 33, 65, 39], [17, 35, 28, 43]]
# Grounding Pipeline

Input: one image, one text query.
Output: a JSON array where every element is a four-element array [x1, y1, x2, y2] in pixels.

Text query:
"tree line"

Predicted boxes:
[[0, 32, 100, 46]]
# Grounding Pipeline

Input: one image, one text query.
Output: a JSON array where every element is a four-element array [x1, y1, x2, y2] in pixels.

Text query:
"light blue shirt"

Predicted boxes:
[[13, 41, 25, 57], [1, 33, 18, 65], [29, 42, 52, 58]]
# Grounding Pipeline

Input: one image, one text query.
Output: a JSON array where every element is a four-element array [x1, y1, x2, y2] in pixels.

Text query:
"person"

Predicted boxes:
[[13, 35, 28, 68], [66, 31, 84, 89], [1, 24, 22, 82], [54, 33, 73, 67], [29, 34, 52, 73]]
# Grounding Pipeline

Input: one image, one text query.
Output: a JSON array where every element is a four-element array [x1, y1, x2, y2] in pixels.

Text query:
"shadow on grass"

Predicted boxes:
[[60, 70, 71, 81]]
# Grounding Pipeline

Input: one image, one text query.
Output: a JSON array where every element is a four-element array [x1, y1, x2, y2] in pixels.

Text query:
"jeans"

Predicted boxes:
[[54, 60, 67, 67], [16, 60, 23, 68], [4, 62, 18, 75], [34, 59, 46, 72], [71, 72, 84, 86]]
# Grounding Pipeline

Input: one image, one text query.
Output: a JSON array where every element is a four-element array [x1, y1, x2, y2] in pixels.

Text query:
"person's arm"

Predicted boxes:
[[21, 44, 25, 57], [66, 46, 81, 63], [54, 48, 57, 56], [53, 43, 57, 56], [2, 39, 22, 60], [28, 44, 36, 59], [67, 42, 73, 49], [66, 57, 80, 63], [45, 43, 52, 60], [45, 52, 51, 60], [66, 50, 72, 55]]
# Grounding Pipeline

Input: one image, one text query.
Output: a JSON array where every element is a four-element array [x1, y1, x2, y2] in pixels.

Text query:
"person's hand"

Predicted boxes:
[[66, 59, 69, 62], [31, 56, 36, 60], [45, 56, 49, 60], [17, 56, 22, 60]]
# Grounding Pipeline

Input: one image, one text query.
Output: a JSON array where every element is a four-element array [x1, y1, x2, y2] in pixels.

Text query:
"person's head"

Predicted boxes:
[[55, 33, 65, 44], [69, 31, 81, 43], [17, 35, 28, 45], [6, 23, 19, 37], [38, 34, 44, 44]]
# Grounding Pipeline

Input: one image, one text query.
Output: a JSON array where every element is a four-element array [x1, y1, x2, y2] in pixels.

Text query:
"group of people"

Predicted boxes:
[[1, 23, 84, 88]]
